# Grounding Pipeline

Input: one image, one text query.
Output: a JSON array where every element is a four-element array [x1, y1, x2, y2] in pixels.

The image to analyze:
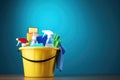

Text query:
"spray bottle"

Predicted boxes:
[[42, 30, 53, 47], [30, 32, 38, 46], [16, 38, 28, 47]]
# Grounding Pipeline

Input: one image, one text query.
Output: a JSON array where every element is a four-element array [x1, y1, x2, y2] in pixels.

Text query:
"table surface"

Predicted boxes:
[[0, 75, 120, 80]]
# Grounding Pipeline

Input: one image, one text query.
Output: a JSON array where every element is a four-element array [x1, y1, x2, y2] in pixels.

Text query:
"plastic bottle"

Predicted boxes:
[[42, 30, 53, 47], [30, 32, 38, 46], [16, 38, 28, 47]]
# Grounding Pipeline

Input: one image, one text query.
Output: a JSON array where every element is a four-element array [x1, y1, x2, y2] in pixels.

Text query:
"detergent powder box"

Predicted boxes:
[[27, 28, 38, 41]]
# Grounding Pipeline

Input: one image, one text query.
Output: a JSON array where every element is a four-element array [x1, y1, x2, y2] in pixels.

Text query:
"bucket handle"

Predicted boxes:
[[22, 55, 56, 63]]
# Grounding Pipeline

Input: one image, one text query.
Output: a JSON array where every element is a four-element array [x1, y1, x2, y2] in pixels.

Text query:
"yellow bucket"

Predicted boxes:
[[24, 77, 54, 80], [19, 47, 59, 78]]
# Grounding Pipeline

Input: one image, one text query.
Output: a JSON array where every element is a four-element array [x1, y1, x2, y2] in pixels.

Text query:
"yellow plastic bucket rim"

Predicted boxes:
[[19, 46, 59, 50]]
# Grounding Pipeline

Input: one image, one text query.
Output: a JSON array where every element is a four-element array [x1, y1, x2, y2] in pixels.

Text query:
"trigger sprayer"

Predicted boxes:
[[16, 38, 28, 47]]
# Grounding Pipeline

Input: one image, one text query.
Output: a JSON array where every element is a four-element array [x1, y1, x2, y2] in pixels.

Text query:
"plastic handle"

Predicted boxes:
[[22, 55, 56, 63]]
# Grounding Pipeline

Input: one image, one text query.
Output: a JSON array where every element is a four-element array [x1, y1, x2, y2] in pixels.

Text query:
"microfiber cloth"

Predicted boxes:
[[56, 44, 65, 71], [36, 35, 47, 46]]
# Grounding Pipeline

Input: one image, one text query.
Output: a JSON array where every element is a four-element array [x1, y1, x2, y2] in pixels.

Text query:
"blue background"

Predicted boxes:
[[0, 0, 120, 76]]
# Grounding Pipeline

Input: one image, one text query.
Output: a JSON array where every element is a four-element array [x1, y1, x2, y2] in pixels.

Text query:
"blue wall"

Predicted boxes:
[[0, 0, 120, 76]]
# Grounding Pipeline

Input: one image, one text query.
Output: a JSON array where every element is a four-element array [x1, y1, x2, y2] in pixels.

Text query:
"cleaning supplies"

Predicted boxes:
[[36, 36, 42, 43], [53, 34, 65, 71], [16, 27, 66, 73], [30, 32, 38, 46], [42, 35, 48, 46], [54, 33, 60, 40], [53, 34, 61, 48], [42, 30, 53, 47], [16, 38, 28, 47], [54, 40, 61, 48], [27, 28, 38, 41], [29, 28, 38, 32], [56, 44, 65, 71], [36, 35, 47, 46]]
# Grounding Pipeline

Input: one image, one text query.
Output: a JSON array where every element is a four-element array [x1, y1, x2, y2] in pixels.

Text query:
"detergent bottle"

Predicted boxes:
[[42, 30, 53, 47]]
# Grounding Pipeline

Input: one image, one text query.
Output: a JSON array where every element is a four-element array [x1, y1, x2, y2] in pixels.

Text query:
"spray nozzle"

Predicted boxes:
[[42, 30, 53, 38]]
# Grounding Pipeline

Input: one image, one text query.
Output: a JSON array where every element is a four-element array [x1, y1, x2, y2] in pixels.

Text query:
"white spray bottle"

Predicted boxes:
[[42, 30, 53, 47], [30, 32, 38, 46]]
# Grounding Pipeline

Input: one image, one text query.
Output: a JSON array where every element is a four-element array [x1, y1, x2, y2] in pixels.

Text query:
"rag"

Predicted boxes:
[[56, 44, 65, 71]]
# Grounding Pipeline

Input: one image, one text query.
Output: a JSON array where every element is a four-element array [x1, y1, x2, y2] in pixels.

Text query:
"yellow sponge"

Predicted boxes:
[[29, 28, 38, 32]]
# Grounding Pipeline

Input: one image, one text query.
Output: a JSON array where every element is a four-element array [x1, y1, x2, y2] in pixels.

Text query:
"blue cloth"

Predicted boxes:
[[36, 35, 47, 46], [56, 44, 65, 71], [42, 35, 47, 46], [36, 36, 42, 43]]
